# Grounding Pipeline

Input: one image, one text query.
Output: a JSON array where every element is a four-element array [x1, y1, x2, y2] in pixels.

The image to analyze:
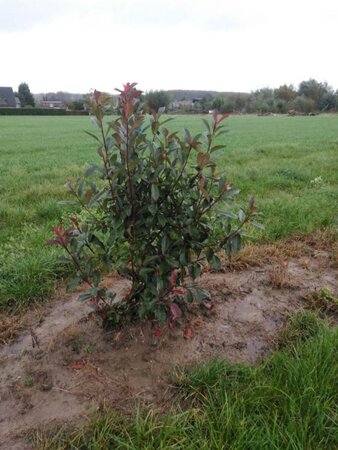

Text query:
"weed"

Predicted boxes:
[[306, 287, 338, 314], [85, 343, 94, 354], [25, 377, 34, 387], [71, 338, 84, 354], [267, 258, 292, 288], [276, 310, 323, 350], [310, 175, 324, 187], [0, 314, 23, 344]]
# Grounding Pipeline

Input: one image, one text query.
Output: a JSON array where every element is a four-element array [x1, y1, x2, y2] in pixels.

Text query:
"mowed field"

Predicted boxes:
[[0, 114, 337, 308]]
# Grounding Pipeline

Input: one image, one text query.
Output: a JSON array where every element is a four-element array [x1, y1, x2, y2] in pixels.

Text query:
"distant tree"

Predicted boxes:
[[233, 94, 247, 111], [66, 100, 85, 111], [250, 88, 275, 113], [211, 96, 234, 113], [298, 79, 331, 108], [275, 99, 288, 113], [318, 92, 337, 111], [212, 96, 225, 111], [275, 84, 297, 103], [200, 94, 213, 111], [144, 90, 170, 112], [292, 96, 316, 113], [18, 82, 35, 107]]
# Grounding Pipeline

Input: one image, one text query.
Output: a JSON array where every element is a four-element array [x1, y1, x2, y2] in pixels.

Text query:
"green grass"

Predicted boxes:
[[0, 114, 337, 308], [34, 312, 338, 449]]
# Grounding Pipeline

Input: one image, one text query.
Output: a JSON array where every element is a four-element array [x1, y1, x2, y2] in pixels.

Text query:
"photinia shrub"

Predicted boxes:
[[50, 83, 262, 327]]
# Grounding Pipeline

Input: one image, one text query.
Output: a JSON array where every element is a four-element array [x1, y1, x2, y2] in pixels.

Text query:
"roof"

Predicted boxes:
[[0, 87, 16, 107]]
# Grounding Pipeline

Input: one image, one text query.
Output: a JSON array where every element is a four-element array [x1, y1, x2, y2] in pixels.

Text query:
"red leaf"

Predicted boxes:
[[203, 301, 214, 310], [115, 82, 137, 94], [212, 110, 229, 128], [183, 327, 194, 339], [169, 303, 182, 320], [93, 90, 101, 102], [198, 174, 206, 188], [48, 237, 61, 246], [52, 225, 63, 238], [154, 328, 163, 338], [212, 109, 218, 124], [69, 215, 79, 226], [173, 288, 185, 296], [220, 113, 229, 122], [70, 362, 86, 370], [170, 269, 179, 288]]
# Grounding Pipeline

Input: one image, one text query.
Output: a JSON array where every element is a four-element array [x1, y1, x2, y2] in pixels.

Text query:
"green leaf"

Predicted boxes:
[[179, 251, 187, 265], [205, 248, 214, 263], [184, 128, 191, 143], [139, 268, 154, 277], [107, 292, 116, 302], [223, 211, 237, 219], [84, 130, 102, 143], [85, 164, 102, 177], [161, 236, 169, 254], [158, 106, 166, 117], [232, 234, 242, 252], [92, 271, 101, 287], [154, 307, 167, 321], [225, 188, 240, 196], [77, 180, 84, 197], [90, 116, 102, 128], [210, 144, 225, 152], [238, 209, 246, 222], [78, 289, 97, 302], [148, 204, 157, 215], [88, 189, 108, 207], [211, 255, 222, 271], [202, 118, 210, 132], [188, 264, 201, 281], [67, 277, 81, 292], [249, 220, 265, 230], [151, 184, 160, 201]]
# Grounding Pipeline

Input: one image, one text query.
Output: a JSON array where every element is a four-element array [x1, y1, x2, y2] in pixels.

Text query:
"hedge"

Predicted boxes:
[[0, 108, 88, 116]]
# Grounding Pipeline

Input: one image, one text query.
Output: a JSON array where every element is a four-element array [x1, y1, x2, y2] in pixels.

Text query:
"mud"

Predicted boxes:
[[0, 252, 337, 449]]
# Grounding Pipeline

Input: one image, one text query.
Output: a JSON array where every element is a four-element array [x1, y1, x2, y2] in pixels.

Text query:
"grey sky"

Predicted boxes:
[[1, 0, 338, 93]]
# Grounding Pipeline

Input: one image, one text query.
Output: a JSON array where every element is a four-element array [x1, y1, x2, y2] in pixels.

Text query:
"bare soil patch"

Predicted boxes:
[[0, 248, 337, 449]]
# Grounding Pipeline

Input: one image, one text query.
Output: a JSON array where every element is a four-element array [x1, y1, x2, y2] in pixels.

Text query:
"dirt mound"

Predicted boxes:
[[0, 252, 337, 449]]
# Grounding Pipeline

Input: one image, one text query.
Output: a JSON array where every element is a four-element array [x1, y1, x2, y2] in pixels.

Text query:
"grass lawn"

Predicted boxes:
[[0, 114, 337, 308], [0, 114, 337, 449]]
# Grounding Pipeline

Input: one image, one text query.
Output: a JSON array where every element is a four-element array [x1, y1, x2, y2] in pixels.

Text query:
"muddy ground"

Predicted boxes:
[[0, 239, 337, 449]]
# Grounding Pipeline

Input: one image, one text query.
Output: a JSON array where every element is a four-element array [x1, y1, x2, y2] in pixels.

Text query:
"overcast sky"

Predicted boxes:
[[1, 0, 338, 93]]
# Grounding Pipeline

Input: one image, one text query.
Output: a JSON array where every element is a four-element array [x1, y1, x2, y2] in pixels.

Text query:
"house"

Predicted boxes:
[[0, 87, 17, 107], [169, 100, 193, 111], [41, 100, 64, 108]]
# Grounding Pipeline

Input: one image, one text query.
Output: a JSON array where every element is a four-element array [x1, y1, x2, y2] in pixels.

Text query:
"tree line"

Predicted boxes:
[[15, 79, 338, 114], [145, 79, 338, 114]]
